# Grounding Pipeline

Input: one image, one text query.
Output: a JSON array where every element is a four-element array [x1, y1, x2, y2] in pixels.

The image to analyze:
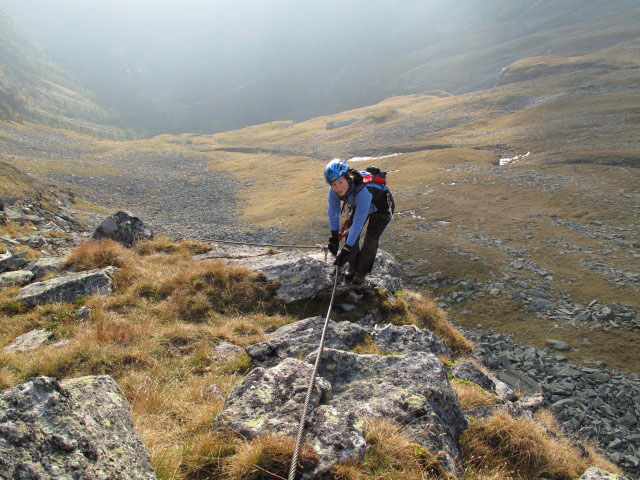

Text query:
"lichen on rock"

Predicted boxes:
[[0, 375, 156, 479]]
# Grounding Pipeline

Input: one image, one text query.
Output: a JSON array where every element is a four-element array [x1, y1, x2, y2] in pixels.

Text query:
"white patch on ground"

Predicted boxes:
[[347, 153, 401, 163], [396, 210, 424, 220], [500, 151, 530, 166]]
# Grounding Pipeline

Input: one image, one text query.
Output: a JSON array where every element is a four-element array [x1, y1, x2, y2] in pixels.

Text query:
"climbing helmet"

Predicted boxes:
[[324, 159, 349, 184]]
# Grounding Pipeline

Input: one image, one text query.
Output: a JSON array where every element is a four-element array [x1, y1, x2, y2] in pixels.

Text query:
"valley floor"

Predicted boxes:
[[2, 118, 638, 376]]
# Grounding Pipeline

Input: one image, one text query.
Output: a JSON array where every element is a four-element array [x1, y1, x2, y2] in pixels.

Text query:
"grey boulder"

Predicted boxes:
[[0, 250, 30, 273], [2, 206, 24, 221], [371, 322, 452, 356], [216, 357, 332, 442], [0, 269, 34, 287], [497, 367, 542, 395], [245, 317, 452, 368], [546, 339, 571, 351], [0, 376, 156, 479], [14, 267, 116, 306], [93, 211, 153, 247], [229, 248, 402, 302], [246, 316, 368, 367], [579, 467, 629, 479], [212, 342, 246, 361], [27, 256, 64, 280], [216, 349, 466, 476], [449, 360, 496, 391], [2, 329, 52, 352], [232, 251, 334, 302]]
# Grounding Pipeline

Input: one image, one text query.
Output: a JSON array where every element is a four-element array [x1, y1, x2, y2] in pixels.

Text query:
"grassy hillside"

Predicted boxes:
[[0, 238, 620, 479]]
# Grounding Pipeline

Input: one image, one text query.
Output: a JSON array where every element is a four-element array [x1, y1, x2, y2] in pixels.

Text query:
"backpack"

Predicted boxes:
[[345, 166, 395, 215], [337, 166, 395, 241], [360, 166, 387, 187]]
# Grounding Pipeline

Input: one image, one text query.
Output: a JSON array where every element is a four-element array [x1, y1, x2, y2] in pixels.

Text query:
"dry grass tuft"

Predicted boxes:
[[351, 334, 381, 355], [332, 417, 448, 480], [451, 378, 499, 410], [461, 466, 515, 480], [460, 411, 619, 479], [179, 431, 237, 479], [211, 317, 267, 346], [163, 261, 281, 321], [533, 409, 622, 474], [223, 435, 320, 480], [4, 338, 142, 381], [378, 291, 473, 356], [13, 245, 42, 260], [179, 239, 214, 255], [0, 298, 29, 315], [135, 236, 213, 256], [135, 236, 183, 255], [63, 239, 134, 271]]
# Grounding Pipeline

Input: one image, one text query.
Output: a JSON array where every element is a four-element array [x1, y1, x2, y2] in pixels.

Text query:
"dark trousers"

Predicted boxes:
[[347, 211, 391, 275]]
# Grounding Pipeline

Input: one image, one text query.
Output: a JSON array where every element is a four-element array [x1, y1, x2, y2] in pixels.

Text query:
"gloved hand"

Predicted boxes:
[[328, 230, 339, 256], [334, 245, 352, 266]]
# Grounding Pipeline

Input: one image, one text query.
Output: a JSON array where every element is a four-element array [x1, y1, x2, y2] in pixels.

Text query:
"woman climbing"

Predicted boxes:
[[324, 159, 394, 286]]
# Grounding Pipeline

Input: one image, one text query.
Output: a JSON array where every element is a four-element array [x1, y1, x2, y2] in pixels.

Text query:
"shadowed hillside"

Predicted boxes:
[[1, 1, 639, 134], [0, 10, 131, 138]]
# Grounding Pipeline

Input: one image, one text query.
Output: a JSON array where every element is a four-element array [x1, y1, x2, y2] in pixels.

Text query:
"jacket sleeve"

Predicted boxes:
[[328, 188, 341, 231], [345, 187, 373, 247]]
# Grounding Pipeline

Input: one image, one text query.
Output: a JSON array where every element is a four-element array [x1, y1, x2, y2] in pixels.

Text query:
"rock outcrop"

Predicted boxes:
[[27, 256, 63, 280], [0, 250, 30, 273], [449, 360, 496, 392], [219, 311, 468, 476], [246, 316, 452, 368], [371, 321, 452, 356], [216, 350, 466, 477], [246, 316, 368, 367], [0, 376, 156, 479], [579, 467, 627, 480], [14, 267, 116, 306], [93, 211, 153, 247], [2, 329, 52, 352], [198, 244, 403, 302], [0, 269, 34, 287]]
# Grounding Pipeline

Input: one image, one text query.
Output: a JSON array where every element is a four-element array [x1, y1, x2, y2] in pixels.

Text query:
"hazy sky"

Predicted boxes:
[[0, 0, 451, 100]]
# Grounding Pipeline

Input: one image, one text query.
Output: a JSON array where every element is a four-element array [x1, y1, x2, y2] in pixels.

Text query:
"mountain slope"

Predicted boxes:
[[2, 1, 640, 134], [0, 10, 129, 138]]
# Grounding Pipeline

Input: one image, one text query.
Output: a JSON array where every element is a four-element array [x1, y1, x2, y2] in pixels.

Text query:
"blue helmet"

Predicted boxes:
[[324, 159, 349, 184]]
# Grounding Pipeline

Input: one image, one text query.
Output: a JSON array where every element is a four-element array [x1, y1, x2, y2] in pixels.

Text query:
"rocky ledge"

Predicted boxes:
[[217, 316, 468, 477], [197, 244, 403, 301]]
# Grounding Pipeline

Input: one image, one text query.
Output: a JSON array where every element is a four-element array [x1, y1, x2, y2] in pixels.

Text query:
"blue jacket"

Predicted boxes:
[[328, 182, 385, 247]]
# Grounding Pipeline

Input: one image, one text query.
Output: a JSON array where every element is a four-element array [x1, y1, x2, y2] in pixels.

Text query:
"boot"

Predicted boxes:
[[343, 266, 356, 284], [353, 272, 366, 286]]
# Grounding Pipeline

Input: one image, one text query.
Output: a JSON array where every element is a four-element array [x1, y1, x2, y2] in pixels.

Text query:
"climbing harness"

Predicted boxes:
[[287, 265, 341, 480]]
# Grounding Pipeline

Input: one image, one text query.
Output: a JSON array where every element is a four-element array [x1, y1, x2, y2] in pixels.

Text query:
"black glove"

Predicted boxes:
[[328, 231, 339, 256], [334, 245, 352, 266]]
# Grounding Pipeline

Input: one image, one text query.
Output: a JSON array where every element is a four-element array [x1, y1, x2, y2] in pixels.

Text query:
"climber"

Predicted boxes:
[[324, 159, 394, 286]]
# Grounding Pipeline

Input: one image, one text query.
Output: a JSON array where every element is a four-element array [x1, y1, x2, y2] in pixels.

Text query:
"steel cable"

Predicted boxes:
[[204, 239, 325, 249], [287, 265, 341, 480]]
